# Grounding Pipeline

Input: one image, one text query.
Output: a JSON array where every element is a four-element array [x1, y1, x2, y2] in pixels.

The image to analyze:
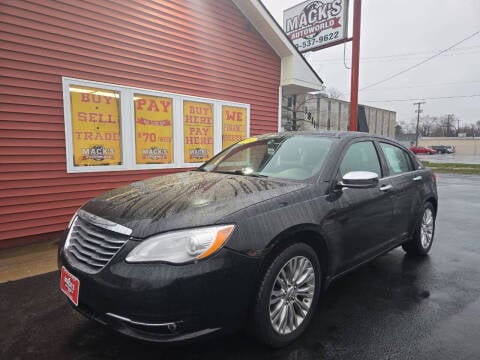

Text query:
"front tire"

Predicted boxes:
[[252, 243, 321, 347], [402, 202, 436, 256]]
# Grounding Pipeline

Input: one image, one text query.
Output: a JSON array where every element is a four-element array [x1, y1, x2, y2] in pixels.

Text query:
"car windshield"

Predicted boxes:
[[198, 135, 333, 180]]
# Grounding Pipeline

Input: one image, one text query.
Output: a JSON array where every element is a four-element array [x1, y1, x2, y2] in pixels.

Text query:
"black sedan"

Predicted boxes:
[[59, 131, 438, 347]]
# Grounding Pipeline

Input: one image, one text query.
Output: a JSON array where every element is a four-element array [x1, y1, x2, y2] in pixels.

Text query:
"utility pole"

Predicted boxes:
[[446, 114, 451, 137], [414, 102, 425, 146], [349, 0, 362, 132]]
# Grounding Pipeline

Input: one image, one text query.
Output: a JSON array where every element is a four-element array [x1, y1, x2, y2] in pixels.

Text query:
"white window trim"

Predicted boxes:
[[278, 85, 282, 132], [62, 77, 250, 173]]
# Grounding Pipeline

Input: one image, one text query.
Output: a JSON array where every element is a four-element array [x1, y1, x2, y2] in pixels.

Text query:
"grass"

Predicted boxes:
[[421, 161, 480, 175]]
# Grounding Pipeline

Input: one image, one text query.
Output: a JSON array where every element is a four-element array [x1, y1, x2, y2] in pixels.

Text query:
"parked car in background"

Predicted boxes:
[[445, 145, 455, 153], [410, 146, 436, 155], [59, 131, 438, 347], [430, 145, 455, 154], [430, 145, 449, 154]]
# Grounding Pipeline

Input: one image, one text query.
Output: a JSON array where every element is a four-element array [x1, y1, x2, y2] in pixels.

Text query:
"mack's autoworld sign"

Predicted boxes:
[[284, 0, 348, 52]]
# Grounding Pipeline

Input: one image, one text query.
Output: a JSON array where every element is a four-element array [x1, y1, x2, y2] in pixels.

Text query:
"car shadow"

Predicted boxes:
[[61, 249, 434, 360]]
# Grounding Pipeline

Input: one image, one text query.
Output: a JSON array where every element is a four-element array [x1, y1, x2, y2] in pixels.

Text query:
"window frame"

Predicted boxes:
[[336, 139, 384, 179], [377, 141, 415, 177], [62, 77, 250, 173]]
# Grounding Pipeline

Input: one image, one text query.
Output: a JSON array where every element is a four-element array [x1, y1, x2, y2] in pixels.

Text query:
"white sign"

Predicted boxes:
[[283, 0, 349, 52]]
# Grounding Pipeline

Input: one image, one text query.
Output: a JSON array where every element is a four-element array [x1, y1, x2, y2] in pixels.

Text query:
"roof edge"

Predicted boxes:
[[232, 0, 323, 90]]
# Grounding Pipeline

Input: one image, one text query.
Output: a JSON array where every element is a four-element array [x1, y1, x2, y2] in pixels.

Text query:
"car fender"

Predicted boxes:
[[221, 187, 334, 275]]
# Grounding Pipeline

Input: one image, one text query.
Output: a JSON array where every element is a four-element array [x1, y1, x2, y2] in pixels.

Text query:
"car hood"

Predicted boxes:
[[81, 171, 305, 238]]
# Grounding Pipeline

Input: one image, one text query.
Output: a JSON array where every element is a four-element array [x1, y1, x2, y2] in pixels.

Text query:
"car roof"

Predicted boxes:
[[256, 131, 392, 142]]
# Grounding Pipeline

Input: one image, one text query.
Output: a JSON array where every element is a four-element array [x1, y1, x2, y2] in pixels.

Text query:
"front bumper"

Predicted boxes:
[[59, 240, 262, 342]]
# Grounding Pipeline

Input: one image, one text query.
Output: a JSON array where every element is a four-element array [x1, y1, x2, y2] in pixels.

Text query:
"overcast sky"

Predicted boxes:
[[261, 0, 480, 127]]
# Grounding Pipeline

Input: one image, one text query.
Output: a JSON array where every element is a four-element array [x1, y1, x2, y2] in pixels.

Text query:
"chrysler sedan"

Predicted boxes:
[[59, 131, 438, 347]]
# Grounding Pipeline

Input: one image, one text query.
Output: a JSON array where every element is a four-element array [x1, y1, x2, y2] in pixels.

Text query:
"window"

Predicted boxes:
[[69, 86, 122, 167], [63, 78, 249, 173], [134, 94, 174, 164], [183, 101, 214, 163], [380, 142, 413, 175], [201, 136, 332, 181], [340, 141, 381, 177], [222, 105, 247, 148]]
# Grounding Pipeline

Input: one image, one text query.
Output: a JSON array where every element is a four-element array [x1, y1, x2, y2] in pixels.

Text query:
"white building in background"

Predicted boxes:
[[282, 94, 397, 138]]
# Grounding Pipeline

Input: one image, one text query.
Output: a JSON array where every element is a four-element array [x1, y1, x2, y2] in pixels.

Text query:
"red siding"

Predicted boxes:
[[0, 0, 281, 244]]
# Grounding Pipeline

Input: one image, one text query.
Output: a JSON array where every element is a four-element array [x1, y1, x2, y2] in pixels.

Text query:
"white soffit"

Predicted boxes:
[[232, 0, 324, 94]]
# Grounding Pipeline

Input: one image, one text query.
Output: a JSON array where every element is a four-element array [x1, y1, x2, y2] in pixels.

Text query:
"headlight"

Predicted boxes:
[[125, 225, 235, 264]]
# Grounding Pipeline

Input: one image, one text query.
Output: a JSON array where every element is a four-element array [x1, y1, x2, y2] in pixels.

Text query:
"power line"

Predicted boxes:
[[330, 79, 480, 97], [309, 45, 480, 63], [316, 50, 480, 66], [364, 94, 480, 103], [359, 30, 480, 91], [360, 79, 480, 92]]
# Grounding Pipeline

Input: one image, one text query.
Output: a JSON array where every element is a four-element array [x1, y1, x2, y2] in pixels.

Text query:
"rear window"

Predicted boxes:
[[380, 142, 414, 175]]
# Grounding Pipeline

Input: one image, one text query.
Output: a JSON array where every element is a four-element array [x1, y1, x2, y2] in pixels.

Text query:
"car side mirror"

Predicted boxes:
[[339, 171, 379, 189]]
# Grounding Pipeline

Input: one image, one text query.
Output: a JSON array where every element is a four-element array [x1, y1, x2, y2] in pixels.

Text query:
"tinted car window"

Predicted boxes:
[[340, 141, 381, 177], [380, 142, 413, 175]]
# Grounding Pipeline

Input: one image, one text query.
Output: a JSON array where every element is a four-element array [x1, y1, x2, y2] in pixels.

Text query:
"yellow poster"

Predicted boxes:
[[222, 105, 247, 148], [183, 101, 213, 163], [70, 86, 122, 166], [134, 94, 173, 164]]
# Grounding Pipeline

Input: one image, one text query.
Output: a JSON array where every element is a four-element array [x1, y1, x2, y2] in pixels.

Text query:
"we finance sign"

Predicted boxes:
[[284, 0, 348, 52]]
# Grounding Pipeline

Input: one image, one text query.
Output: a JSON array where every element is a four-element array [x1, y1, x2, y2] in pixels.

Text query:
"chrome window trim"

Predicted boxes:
[[77, 209, 132, 236], [381, 171, 417, 181], [106, 313, 178, 328]]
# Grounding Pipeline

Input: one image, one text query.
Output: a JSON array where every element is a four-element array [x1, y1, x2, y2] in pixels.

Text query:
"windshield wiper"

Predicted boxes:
[[206, 170, 238, 175], [210, 170, 268, 178], [248, 173, 268, 178]]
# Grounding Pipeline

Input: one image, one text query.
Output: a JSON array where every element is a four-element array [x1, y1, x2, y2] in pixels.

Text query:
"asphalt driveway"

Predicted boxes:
[[1, 173, 479, 360]]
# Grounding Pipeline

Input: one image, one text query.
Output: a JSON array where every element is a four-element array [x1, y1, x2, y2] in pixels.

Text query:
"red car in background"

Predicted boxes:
[[410, 146, 436, 155]]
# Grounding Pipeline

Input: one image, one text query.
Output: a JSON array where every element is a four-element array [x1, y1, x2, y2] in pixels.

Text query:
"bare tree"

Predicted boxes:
[[282, 94, 317, 131], [326, 87, 344, 100], [394, 124, 403, 137], [439, 114, 457, 137], [420, 116, 438, 137], [412, 114, 460, 137], [399, 119, 416, 134]]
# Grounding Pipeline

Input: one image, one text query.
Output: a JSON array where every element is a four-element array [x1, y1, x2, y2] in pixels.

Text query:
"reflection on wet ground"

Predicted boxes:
[[1, 174, 479, 359]]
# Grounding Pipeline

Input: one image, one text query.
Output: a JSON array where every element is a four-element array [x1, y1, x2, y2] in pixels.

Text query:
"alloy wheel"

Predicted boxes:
[[421, 208, 434, 249], [268, 256, 315, 335]]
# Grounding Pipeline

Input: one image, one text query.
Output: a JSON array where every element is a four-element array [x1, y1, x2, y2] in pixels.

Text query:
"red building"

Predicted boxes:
[[0, 0, 323, 247]]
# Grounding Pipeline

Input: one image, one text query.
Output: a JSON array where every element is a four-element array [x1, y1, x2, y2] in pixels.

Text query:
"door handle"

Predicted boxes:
[[379, 184, 392, 191], [413, 176, 423, 181]]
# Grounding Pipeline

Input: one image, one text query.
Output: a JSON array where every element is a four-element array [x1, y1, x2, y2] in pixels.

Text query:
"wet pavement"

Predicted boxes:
[[1, 173, 480, 360], [417, 153, 480, 164]]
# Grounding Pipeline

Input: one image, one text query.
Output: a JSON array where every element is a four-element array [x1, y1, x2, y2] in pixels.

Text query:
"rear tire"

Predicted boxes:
[[252, 243, 321, 348], [402, 202, 436, 256]]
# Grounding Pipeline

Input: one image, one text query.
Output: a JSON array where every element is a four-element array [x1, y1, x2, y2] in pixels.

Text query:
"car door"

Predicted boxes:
[[322, 140, 394, 275], [377, 141, 422, 243]]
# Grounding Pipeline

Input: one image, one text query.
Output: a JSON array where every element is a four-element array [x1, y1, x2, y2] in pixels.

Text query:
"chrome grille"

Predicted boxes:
[[65, 212, 131, 274]]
